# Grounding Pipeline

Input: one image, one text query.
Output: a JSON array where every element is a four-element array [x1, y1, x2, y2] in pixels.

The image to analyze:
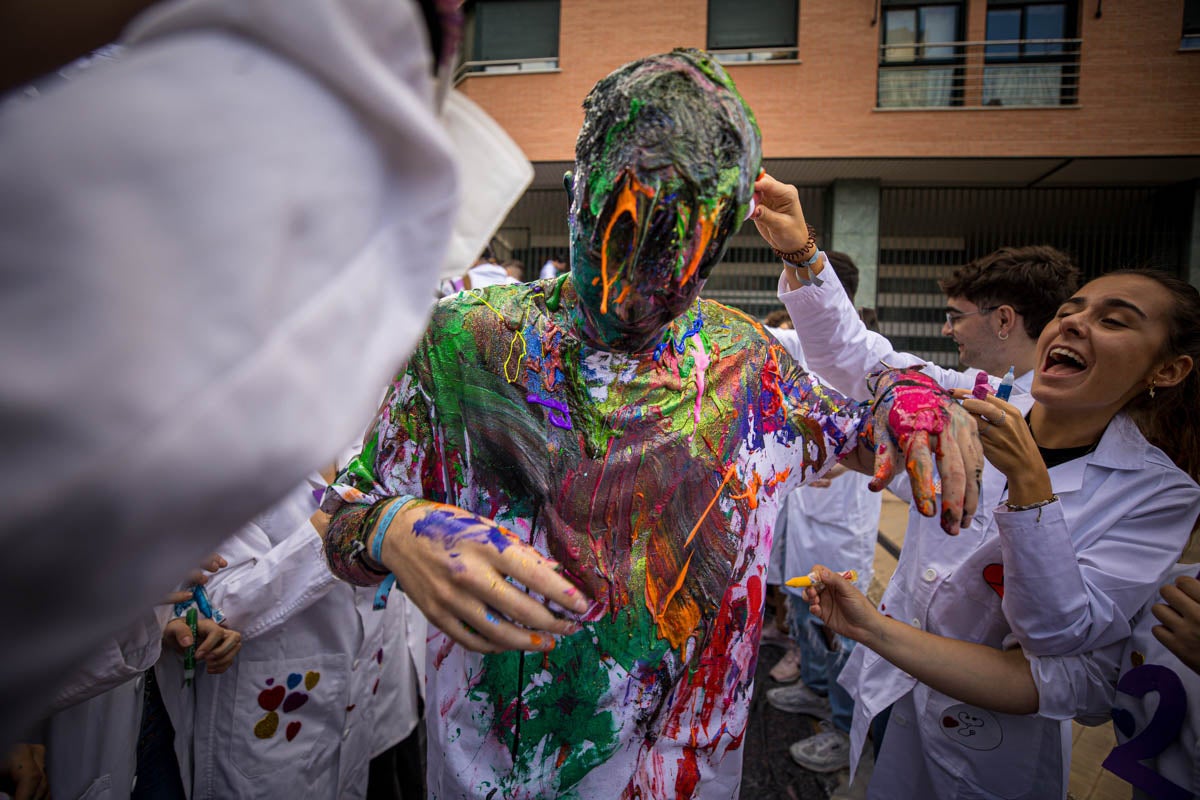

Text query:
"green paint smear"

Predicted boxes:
[[470, 603, 670, 794], [587, 97, 645, 217]]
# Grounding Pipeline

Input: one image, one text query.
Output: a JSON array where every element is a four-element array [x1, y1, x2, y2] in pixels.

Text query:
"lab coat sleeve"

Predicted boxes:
[[777, 265, 978, 399], [998, 471, 1200, 656], [49, 607, 169, 712], [1026, 640, 1123, 725], [0, 0, 457, 743], [203, 520, 338, 641]]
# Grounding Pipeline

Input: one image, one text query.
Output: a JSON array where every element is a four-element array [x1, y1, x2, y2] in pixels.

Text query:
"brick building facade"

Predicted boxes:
[[456, 0, 1200, 366]]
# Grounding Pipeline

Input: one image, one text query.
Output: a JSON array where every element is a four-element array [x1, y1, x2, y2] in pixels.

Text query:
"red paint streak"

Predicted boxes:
[[674, 748, 701, 797]]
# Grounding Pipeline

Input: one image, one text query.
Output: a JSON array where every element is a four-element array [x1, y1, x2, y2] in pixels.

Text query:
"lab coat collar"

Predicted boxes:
[[1045, 413, 1147, 493]]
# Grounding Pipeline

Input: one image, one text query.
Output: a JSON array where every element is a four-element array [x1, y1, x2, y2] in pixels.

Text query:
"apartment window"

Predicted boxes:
[[878, 2, 964, 107], [983, 1, 1078, 105], [465, 0, 560, 73], [707, 0, 799, 63], [1184, 0, 1200, 50]]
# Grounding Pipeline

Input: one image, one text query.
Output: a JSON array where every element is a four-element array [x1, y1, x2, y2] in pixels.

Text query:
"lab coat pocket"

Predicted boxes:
[[229, 655, 347, 781], [924, 697, 1051, 799]]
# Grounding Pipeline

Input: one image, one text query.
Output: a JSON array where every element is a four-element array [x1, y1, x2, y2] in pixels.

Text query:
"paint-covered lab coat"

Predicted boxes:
[[0, 0, 458, 743], [325, 283, 878, 799], [42, 610, 169, 800], [158, 480, 425, 800], [780, 264, 1200, 799], [767, 327, 882, 595]]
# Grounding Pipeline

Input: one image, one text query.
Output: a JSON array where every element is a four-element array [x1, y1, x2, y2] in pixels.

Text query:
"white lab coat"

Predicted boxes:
[[766, 327, 881, 592], [157, 481, 425, 799], [0, 0, 457, 743], [780, 265, 1200, 799], [1034, 561, 1200, 798], [42, 611, 169, 800]]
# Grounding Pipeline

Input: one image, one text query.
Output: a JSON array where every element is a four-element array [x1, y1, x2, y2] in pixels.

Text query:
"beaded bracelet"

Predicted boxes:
[[773, 224, 818, 265], [1004, 494, 1059, 512]]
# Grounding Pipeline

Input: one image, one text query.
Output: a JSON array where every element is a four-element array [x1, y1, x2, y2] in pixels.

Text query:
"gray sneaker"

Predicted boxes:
[[789, 729, 851, 773], [764, 682, 832, 719]]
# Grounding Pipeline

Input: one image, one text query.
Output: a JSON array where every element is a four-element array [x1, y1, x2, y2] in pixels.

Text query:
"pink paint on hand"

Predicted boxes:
[[972, 370, 992, 400]]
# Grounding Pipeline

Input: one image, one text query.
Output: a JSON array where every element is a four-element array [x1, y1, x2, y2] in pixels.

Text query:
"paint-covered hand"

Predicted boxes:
[[955, 391, 1053, 508], [1152, 575, 1200, 675], [163, 617, 242, 674], [749, 171, 810, 254], [379, 500, 587, 654], [802, 565, 884, 647], [868, 368, 982, 534]]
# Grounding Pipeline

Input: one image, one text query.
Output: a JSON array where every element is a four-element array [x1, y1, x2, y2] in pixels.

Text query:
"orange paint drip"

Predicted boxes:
[[728, 470, 763, 510], [685, 463, 738, 547], [599, 173, 654, 314], [764, 467, 791, 490], [645, 547, 701, 654], [615, 283, 632, 304], [679, 204, 719, 285]]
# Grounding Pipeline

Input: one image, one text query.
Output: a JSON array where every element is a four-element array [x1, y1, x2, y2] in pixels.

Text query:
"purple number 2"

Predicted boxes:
[[1101, 663, 1190, 800]]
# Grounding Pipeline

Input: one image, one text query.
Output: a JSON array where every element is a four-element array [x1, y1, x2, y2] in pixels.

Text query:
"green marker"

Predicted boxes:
[[183, 606, 198, 687]]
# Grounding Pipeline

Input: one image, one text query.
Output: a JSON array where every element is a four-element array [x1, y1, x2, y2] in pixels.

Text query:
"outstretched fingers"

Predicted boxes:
[[933, 425, 965, 535], [869, 432, 897, 492], [903, 430, 937, 517]]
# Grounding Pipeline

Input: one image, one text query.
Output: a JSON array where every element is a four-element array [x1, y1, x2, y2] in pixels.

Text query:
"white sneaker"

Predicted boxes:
[[789, 729, 851, 773], [769, 644, 802, 683], [765, 682, 832, 719]]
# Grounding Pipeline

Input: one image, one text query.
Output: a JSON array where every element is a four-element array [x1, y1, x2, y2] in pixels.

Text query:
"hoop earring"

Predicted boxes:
[[997, 330, 1009, 341]]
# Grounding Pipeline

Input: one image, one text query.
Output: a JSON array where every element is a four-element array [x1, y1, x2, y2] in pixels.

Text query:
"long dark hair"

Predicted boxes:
[[1115, 269, 1200, 485]]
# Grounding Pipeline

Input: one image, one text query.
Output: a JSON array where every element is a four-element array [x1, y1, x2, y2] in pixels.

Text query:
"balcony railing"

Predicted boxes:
[[454, 57, 559, 84], [877, 38, 1082, 110], [710, 46, 800, 65]]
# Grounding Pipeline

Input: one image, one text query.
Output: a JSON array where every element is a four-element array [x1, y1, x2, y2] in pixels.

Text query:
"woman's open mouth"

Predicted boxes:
[[1042, 345, 1088, 377]]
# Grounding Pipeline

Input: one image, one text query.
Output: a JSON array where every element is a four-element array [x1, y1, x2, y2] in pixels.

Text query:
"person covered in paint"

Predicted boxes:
[[321, 49, 981, 799]]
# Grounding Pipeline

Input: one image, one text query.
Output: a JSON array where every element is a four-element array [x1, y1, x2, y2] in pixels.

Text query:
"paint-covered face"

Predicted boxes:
[[566, 49, 761, 353], [569, 165, 743, 353]]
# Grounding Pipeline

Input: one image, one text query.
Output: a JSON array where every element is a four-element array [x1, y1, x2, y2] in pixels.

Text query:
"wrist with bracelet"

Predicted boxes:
[[359, 495, 418, 609], [775, 224, 823, 285], [1004, 494, 1058, 512]]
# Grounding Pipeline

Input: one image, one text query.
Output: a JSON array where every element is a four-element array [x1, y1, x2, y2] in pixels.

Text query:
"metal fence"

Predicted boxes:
[[877, 185, 1193, 366]]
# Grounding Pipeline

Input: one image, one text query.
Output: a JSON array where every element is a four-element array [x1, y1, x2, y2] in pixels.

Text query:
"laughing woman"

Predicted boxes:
[[748, 174, 1200, 799], [803, 269, 1200, 799]]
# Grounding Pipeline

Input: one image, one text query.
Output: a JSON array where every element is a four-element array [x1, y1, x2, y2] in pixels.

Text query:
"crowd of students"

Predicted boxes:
[[2, 5, 1198, 799]]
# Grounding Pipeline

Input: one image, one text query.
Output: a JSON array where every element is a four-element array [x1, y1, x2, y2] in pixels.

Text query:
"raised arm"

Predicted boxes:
[[752, 172, 979, 399]]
